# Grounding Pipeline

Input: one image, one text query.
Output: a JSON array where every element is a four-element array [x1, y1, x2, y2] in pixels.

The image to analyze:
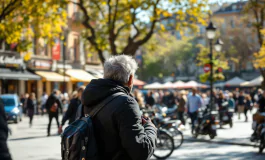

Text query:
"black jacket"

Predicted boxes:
[[0, 99, 12, 160], [45, 94, 62, 114], [62, 98, 81, 126], [82, 79, 157, 160]]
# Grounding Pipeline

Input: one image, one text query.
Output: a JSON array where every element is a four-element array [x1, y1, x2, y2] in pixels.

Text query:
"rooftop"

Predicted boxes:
[[214, 1, 247, 15]]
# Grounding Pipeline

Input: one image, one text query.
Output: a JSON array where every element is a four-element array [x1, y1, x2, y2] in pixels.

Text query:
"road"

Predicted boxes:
[[7, 112, 265, 160]]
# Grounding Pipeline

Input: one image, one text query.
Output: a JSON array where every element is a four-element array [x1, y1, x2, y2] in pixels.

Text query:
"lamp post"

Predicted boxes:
[[206, 22, 217, 111]]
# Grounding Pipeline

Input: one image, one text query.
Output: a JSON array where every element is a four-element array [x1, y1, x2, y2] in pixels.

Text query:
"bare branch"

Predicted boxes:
[[77, 0, 104, 62], [131, 8, 140, 40], [136, 0, 160, 45], [0, 0, 21, 22]]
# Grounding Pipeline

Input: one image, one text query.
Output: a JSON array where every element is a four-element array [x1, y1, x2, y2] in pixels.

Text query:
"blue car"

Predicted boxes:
[[1, 94, 22, 123]]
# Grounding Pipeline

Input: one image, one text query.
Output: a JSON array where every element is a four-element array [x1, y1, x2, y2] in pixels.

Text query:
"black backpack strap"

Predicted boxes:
[[75, 104, 84, 121], [87, 92, 125, 118]]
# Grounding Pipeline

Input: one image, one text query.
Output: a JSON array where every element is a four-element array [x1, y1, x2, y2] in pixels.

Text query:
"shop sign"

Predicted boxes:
[[28, 59, 52, 70], [0, 52, 23, 68], [52, 39, 61, 60]]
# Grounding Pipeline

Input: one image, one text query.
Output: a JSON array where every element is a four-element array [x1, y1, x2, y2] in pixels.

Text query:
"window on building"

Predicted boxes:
[[229, 62, 236, 72], [232, 5, 237, 11], [246, 61, 253, 71], [74, 38, 79, 62], [230, 19, 235, 28]]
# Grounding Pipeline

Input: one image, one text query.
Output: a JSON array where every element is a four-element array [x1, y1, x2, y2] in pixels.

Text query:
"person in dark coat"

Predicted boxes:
[[146, 91, 155, 108], [45, 90, 62, 136], [61, 86, 85, 126], [27, 93, 36, 127], [82, 55, 157, 160], [0, 98, 12, 160]]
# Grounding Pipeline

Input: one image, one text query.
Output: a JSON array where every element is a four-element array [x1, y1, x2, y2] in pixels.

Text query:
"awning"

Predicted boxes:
[[0, 68, 41, 80], [133, 79, 146, 86], [36, 71, 70, 82], [65, 69, 96, 82]]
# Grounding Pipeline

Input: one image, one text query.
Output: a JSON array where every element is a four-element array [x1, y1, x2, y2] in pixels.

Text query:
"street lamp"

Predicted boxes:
[[206, 22, 216, 40], [214, 39, 223, 52], [206, 21, 218, 112]]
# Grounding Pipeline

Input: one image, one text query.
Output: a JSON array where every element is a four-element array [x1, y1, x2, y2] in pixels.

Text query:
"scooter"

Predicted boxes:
[[219, 102, 234, 128], [194, 107, 219, 139]]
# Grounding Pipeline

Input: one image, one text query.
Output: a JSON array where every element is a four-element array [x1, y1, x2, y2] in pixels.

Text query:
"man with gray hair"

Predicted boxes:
[[82, 55, 157, 160]]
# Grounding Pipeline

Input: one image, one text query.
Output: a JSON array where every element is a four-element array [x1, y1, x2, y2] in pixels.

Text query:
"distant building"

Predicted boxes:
[[212, 1, 260, 80]]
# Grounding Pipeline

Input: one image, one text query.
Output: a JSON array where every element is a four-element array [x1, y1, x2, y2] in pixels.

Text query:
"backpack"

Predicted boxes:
[[50, 103, 58, 112], [61, 92, 124, 160]]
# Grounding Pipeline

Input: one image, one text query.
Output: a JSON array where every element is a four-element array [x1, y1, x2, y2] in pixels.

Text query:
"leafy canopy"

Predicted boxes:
[[0, 0, 67, 53], [72, 0, 209, 63]]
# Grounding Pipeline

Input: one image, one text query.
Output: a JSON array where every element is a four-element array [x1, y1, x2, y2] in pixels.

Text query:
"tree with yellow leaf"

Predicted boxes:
[[196, 44, 229, 83], [70, 0, 209, 64], [244, 0, 265, 88], [0, 0, 67, 55]]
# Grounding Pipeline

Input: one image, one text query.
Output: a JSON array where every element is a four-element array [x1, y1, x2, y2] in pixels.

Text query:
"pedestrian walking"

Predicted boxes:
[[41, 92, 48, 115], [244, 95, 253, 122], [178, 90, 187, 125], [27, 93, 36, 127], [237, 91, 245, 120], [61, 86, 85, 127], [46, 90, 63, 136], [187, 88, 202, 134], [81, 55, 157, 160]]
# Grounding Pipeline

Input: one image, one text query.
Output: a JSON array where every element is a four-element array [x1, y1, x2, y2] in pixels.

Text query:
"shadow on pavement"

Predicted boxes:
[[8, 134, 59, 141]]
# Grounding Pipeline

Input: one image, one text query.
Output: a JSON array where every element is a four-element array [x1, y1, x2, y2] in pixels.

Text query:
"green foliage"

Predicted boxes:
[[140, 33, 197, 80], [196, 44, 229, 83]]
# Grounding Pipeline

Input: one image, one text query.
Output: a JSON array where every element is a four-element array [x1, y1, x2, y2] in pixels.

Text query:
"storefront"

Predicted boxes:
[[27, 58, 70, 97], [56, 62, 95, 93], [84, 64, 103, 78], [0, 51, 40, 95]]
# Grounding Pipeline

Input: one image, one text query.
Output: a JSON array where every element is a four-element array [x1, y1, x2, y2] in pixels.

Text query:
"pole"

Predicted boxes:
[[63, 35, 66, 94], [209, 39, 213, 112]]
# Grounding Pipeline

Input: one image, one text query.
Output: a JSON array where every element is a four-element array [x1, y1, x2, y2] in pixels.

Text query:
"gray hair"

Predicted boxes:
[[104, 55, 138, 84]]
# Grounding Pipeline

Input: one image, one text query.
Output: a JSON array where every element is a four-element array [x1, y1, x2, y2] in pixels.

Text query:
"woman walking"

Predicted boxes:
[[27, 93, 36, 127], [244, 95, 253, 122]]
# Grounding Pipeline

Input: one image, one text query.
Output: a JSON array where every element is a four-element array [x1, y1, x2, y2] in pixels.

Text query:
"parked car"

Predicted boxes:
[[0, 94, 22, 123]]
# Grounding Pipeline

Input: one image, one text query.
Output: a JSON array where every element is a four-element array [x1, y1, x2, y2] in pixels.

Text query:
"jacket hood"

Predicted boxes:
[[82, 79, 130, 107]]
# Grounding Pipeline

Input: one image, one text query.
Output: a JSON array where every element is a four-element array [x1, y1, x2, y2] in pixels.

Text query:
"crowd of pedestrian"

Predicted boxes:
[[132, 87, 265, 127]]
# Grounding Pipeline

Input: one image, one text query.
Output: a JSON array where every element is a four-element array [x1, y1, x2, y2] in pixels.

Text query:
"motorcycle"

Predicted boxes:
[[194, 107, 219, 139], [219, 101, 234, 128], [250, 112, 265, 153]]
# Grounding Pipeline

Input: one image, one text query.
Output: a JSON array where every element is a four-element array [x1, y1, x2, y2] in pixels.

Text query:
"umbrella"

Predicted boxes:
[[240, 76, 263, 87], [225, 77, 246, 87], [133, 79, 146, 86], [173, 80, 185, 89], [144, 82, 162, 89]]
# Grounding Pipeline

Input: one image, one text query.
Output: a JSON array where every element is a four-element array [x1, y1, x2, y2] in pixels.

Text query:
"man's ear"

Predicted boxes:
[[128, 75, 133, 87]]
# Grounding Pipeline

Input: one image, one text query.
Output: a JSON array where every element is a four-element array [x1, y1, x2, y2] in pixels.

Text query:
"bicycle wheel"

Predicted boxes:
[[153, 130, 175, 159], [168, 127, 184, 149]]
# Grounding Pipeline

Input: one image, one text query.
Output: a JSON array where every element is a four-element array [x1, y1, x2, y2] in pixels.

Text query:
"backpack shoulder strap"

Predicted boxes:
[[87, 92, 125, 118]]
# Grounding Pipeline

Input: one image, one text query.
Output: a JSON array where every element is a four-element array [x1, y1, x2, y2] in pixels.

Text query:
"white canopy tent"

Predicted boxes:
[[173, 80, 185, 88], [225, 77, 246, 87], [144, 82, 162, 89], [181, 81, 209, 89], [240, 76, 263, 87]]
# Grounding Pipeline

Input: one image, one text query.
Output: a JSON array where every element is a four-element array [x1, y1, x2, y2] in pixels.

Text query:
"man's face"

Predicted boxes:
[[192, 89, 196, 95]]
